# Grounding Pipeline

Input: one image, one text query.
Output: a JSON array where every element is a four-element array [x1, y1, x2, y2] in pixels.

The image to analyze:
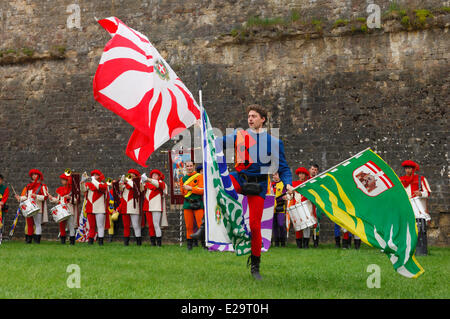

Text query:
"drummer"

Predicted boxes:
[[49, 173, 77, 245], [400, 160, 431, 255], [15, 169, 49, 244], [290, 167, 312, 249], [0, 174, 10, 245]]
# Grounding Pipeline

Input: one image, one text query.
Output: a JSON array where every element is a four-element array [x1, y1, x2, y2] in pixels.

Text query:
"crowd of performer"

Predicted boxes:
[[0, 105, 432, 280]]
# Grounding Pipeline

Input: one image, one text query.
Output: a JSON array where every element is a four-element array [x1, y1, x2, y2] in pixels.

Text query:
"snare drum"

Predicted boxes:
[[287, 200, 317, 231], [410, 197, 430, 221], [50, 204, 72, 223], [20, 199, 40, 218]]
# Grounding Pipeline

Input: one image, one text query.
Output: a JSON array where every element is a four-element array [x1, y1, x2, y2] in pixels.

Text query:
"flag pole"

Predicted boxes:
[[294, 147, 372, 191]]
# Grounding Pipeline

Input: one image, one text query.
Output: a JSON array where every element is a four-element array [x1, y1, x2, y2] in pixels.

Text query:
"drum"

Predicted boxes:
[[50, 204, 72, 223], [410, 197, 430, 221], [287, 200, 317, 231], [20, 199, 40, 218]]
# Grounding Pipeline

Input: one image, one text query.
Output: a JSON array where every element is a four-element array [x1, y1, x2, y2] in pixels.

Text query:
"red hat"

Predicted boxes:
[[402, 160, 419, 171], [90, 169, 105, 182], [29, 169, 44, 181], [149, 169, 165, 180], [128, 169, 141, 178], [59, 173, 71, 181], [295, 167, 310, 177]]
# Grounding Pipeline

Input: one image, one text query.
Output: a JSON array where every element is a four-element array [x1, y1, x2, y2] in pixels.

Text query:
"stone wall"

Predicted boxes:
[[0, 0, 448, 245]]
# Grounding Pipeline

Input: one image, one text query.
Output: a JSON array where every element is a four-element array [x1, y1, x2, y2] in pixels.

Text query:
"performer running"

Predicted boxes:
[[400, 160, 431, 256], [141, 169, 168, 247], [81, 170, 109, 245], [120, 169, 143, 246], [179, 161, 204, 250], [49, 172, 78, 245], [291, 167, 311, 249], [15, 169, 48, 244], [217, 105, 293, 280], [0, 174, 10, 245], [271, 171, 287, 247]]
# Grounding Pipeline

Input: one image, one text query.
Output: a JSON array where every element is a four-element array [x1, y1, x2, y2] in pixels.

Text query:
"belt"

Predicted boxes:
[[239, 173, 268, 183]]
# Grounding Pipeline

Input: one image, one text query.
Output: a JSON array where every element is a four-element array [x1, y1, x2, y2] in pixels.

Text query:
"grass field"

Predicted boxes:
[[0, 240, 448, 299]]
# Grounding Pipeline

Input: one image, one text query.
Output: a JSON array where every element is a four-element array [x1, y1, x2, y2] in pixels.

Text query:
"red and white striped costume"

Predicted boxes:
[[20, 169, 49, 237], [141, 170, 168, 240], [50, 175, 78, 238], [81, 170, 109, 240], [119, 169, 142, 240]]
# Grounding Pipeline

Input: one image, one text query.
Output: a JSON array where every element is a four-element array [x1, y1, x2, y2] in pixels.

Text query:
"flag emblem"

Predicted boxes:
[[353, 160, 394, 197], [155, 59, 170, 81]]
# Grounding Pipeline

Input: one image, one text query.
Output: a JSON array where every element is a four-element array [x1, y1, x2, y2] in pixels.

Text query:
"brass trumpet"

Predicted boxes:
[[125, 173, 133, 180], [105, 177, 113, 186]]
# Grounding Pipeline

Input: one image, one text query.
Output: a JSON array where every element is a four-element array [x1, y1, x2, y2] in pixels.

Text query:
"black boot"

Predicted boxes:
[[193, 239, 199, 247], [124, 237, 130, 246], [98, 237, 104, 246], [296, 238, 303, 249], [88, 238, 94, 245], [313, 236, 319, 248], [335, 236, 341, 248], [247, 255, 262, 280], [108, 235, 113, 243], [342, 238, 348, 249], [274, 240, 280, 247], [187, 239, 193, 250], [150, 236, 156, 246], [191, 219, 205, 240], [70, 236, 75, 245], [280, 239, 286, 247], [60, 236, 66, 244], [156, 237, 162, 247], [136, 237, 142, 246], [25, 235, 32, 244], [303, 238, 310, 249], [348, 237, 352, 249], [354, 239, 361, 250], [34, 235, 41, 244]]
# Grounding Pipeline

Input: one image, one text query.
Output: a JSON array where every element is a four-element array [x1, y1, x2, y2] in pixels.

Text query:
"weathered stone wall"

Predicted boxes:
[[0, 0, 448, 245]]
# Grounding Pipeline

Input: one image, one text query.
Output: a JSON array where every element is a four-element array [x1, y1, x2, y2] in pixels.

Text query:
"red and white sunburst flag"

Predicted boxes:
[[93, 17, 201, 166]]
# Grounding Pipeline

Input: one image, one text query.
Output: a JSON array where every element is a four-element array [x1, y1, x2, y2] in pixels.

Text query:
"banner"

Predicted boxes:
[[168, 149, 195, 205], [294, 148, 424, 278]]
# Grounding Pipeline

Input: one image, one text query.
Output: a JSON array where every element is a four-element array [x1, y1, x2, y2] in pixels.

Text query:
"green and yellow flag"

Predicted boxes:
[[295, 149, 424, 278]]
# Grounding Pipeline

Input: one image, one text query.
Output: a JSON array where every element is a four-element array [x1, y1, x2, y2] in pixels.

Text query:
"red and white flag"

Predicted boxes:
[[93, 17, 201, 166]]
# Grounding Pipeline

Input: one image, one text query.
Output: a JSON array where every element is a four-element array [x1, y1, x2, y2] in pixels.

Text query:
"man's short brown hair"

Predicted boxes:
[[246, 104, 268, 125]]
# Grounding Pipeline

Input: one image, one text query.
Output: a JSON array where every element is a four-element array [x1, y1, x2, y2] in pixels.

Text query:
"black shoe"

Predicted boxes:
[[25, 235, 32, 244], [296, 238, 303, 249], [342, 239, 349, 249], [88, 238, 94, 245], [136, 237, 142, 246], [313, 236, 319, 248], [70, 236, 75, 245], [34, 235, 41, 244], [98, 237, 104, 246], [247, 255, 262, 280], [193, 239, 199, 247], [61, 236, 66, 244], [335, 236, 341, 248], [187, 239, 193, 250], [156, 237, 162, 247], [280, 240, 286, 247], [124, 237, 130, 246], [303, 238, 310, 249], [354, 239, 361, 250], [150, 236, 156, 246], [274, 241, 280, 247], [191, 221, 205, 240], [108, 235, 113, 243]]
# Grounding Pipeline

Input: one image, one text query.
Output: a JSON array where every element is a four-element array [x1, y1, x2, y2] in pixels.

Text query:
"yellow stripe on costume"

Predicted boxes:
[[183, 173, 200, 198]]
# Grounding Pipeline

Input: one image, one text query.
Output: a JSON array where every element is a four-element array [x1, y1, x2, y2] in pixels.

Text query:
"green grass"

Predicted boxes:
[[0, 241, 448, 299]]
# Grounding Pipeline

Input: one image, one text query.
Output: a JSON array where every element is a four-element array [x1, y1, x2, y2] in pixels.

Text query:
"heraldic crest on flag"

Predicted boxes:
[[294, 149, 424, 278], [93, 17, 200, 166]]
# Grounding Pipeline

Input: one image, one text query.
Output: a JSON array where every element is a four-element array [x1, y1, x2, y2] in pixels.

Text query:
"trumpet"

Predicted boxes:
[[64, 168, 72, 176], [125, 173, 133, 180], [105, 177, 113, 186]]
